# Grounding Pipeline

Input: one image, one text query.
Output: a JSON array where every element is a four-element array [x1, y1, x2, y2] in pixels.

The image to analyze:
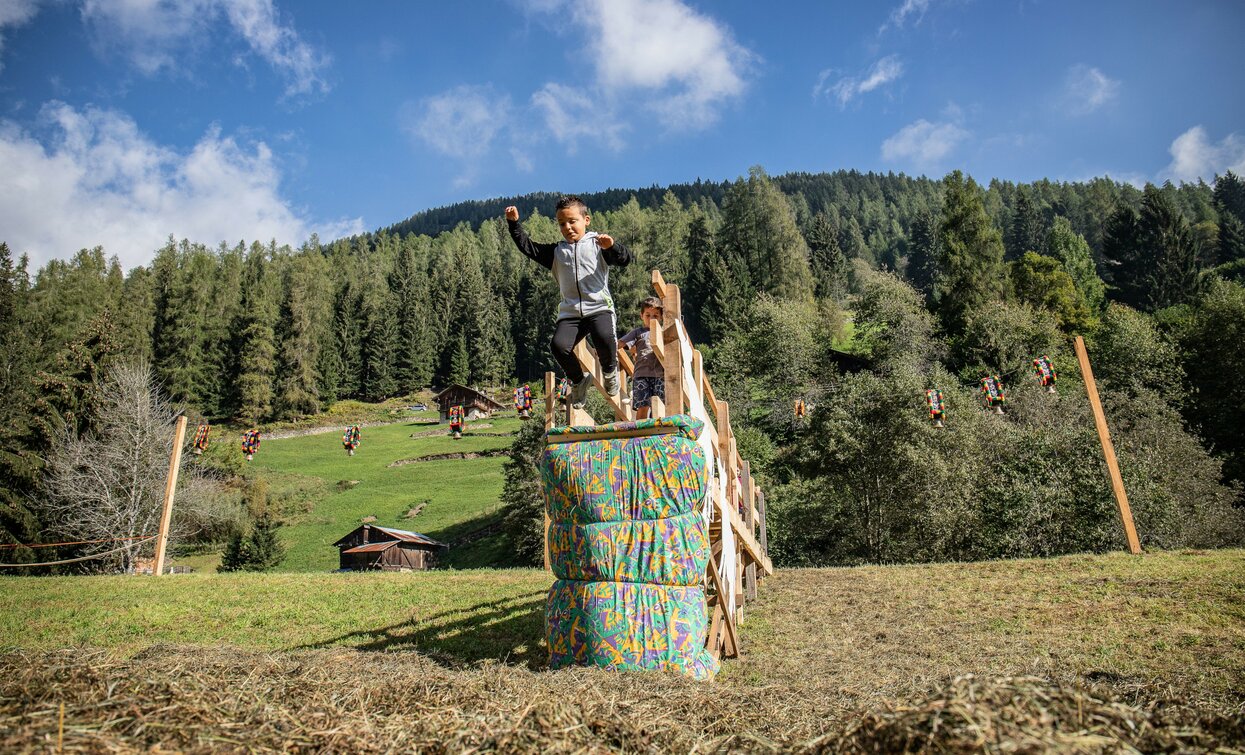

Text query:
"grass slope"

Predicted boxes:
[[2, 550, 1242, 750], [237, 413, 522, 572]]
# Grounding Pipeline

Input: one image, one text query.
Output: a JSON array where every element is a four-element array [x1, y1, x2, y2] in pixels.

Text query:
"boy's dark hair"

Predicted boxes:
[[640, 296, 664, 313], [555, 195, 589, 216]]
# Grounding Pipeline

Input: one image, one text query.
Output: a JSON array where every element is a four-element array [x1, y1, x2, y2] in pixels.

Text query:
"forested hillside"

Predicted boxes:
[[3, 166, 1244, 567]]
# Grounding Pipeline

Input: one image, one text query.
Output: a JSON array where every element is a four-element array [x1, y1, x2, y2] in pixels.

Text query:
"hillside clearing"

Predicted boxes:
[[2, 550, 1242, 751]]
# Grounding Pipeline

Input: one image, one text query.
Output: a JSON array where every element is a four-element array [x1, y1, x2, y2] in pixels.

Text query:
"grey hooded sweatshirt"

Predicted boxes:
[[507, 219, 633, 321]]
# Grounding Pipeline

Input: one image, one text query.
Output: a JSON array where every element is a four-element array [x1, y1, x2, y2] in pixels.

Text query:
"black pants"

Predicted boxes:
[[551, 312, 617, 383]]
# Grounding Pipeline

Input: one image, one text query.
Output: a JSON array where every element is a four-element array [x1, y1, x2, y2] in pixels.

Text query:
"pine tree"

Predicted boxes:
[[1005, 187, 1045, 261], [1219, 213, 1245, 265], [904, 209, 939, 300], [1213, 170, 1245, 225], [0, 243, 41, 557], [806, 212, 848, 300], [1044, 216, 1106, 312], [391, 240, 435, 391], [1010, 252, 1096, 332], [333, 282, 363, 398], [718, 167, 814, 301], [934, 171, 1008, 334], [275, 251, 330, 418], [234, 245, 278, 423], [359, 275, 399, 401], [1101, 204, 1143, 306], [1138, 185, 1205, 310], [449, 332, 470, 386]]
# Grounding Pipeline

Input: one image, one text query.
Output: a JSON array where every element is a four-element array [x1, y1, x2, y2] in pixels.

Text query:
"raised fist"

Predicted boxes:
[[504, 206, 519, 221]]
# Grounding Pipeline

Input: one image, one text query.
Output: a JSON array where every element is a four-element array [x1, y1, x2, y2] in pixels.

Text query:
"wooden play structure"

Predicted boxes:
[[542, 270, 773, 662]]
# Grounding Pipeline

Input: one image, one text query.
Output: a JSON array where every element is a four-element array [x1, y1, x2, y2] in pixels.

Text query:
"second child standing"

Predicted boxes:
[[505, 197, 633, 408]]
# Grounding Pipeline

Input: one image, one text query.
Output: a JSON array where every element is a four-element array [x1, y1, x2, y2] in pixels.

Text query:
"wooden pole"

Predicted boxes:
[[1074, 336, 1142, 554], [543, 372, 555, 571], [153, 415, 188, 576], [743, 461, 757, 601]]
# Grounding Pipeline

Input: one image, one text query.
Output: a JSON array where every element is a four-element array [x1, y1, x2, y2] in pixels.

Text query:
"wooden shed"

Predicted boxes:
[[433, 384, 505, 422], [333, 524, 447, 571]]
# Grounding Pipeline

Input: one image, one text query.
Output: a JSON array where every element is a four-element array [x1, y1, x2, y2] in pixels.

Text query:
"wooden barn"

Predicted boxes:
[[433, 384, 505, 421], [333, 524, 447, 571]]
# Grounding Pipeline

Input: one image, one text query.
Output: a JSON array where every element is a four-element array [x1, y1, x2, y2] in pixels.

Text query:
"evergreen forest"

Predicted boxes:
[[4, 166, 1245, 567]]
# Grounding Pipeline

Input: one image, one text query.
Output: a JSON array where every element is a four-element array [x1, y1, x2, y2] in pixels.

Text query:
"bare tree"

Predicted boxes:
[[40, 361, 233, 572]]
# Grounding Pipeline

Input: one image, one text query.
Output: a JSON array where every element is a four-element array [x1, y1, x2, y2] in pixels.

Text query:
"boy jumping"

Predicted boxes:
[[505, 197, 632, 407]]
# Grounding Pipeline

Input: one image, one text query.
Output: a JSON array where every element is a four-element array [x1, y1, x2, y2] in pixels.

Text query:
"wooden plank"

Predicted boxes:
[[706, 602, 724, 657], [700, 355, 718, 410], [692, 349, 704, 405], [546, 426, 682, 444], [618, 348, 636, 377], [153, 415, 188, 577], [544, 371, 556, 431], [665, 324, 685, 415], [651, 269, 667, 299], [757, 489, 769, 558], [649, 318, 667, 368], [572, 340, 630, 421], [707, 551, 739, 658], [743, 461, 757, 601], [728, 503, 774, 575], [1075, 335, 1142, 554], [649, 394, 665, 419]]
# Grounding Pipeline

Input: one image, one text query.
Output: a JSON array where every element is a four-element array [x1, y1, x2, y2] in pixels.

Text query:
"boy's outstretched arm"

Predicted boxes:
[[596, 233, 633, 267], [504, 206, 555, 269]]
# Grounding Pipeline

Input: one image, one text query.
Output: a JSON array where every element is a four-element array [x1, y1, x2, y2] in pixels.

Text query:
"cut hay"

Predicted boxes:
[[1, 648, 1239, 753]]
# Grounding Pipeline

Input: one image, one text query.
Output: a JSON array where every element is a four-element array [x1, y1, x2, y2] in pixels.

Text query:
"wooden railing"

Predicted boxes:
[[543, 269, 772, 661]]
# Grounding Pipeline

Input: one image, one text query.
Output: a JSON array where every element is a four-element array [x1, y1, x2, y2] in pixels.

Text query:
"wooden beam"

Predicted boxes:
[[743, 460, 757, 601], [153, 415, 188, 577], [572, 340, 630, 421], [757, 489, 769, 559], [544, 371, 556, 431], [665, 324, 685, 415], [649, 318, 667, 369], [649, 394, 665, 419], [618, 348, 636, 377], [651, 269, 667, 299], [1075, 336, 1142, 554], [707, 551, 739, 658]]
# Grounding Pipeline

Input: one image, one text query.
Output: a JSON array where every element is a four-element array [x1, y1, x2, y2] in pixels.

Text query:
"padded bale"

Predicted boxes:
[[549, 509, 709, 586], [546, 579, 718, 680], [543, 416, 706, 525]]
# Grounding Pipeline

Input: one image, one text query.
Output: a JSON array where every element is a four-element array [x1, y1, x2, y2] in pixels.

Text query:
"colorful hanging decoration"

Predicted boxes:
[[191, 423, 210, 455], [1033, 355, 1058, 393], [925, 389, 946, 428], [980, 375, 1006, 414], [514, 384, 534, 418], [449, 405, 465, 439], [557, 378, 572, 400], [793, 398, 807, 420], [342, 425, 361, 455], [241, 429, 261, 460]]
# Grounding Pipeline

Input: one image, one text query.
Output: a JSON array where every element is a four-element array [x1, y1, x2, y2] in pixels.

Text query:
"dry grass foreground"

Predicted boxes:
[[3, 550, 1244, 752]]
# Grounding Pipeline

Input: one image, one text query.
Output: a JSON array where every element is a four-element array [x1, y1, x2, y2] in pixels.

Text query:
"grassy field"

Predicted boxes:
[[187, 407, 526, 573], [2, 550, 1242, 751]]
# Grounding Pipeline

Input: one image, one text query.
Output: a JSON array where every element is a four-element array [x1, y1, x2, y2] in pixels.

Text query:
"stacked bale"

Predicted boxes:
[[543, 416, 718, 680]]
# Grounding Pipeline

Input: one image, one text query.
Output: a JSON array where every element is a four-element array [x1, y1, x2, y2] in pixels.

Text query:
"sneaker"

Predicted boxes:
[[570, 374, 594, 408], [603, 369, 620, 396]]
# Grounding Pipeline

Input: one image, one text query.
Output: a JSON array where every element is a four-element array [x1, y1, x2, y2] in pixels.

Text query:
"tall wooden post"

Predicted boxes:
[[153, 415, 188, 576], [1074, 336, 1142, 554], [543, 372, 555, 570], [742, 460, 757, 601]]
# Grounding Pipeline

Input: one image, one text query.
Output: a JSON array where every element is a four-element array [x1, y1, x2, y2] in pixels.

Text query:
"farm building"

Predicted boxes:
[[433, 384, 505, 421], [333, 524, 447, 571]]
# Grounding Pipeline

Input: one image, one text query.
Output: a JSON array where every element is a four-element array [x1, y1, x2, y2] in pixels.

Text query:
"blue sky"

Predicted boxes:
[[1, 0, 1243, 269]]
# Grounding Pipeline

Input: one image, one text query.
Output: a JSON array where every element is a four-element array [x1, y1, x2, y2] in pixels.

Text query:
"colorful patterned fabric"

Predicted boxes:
[[342, 426, 361, 451], [192, 424, 210, 453], [241, 429, 260, 456], [546, 580, 719, 681], [549, 510, 708, 586], [543, 413, 714, 680], [1033, 355, 1057, 387], [557, 378, 572, 399], [543, 430, 706, 524], [980, 375, 1006, 406], [925, 389, 944, 419], [449, 405, 464, 429]]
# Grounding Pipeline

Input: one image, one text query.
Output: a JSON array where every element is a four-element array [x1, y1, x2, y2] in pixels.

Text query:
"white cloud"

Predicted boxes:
[[0, 0, 42, 73], [402, 85, 511, 188], [531, 82, 626, 152], [0, 101, 362, 269], [81, 0, 329, 97], [881, 117, 970, 170], [1161, 126, 1245, 183], [1062, 64, 1119, 115], [523, 0, 753, 132], [815, 55, 903, 107], [879, 0, 931, 34]]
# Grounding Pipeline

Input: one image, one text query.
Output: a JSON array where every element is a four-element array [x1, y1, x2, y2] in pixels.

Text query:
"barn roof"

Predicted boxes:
[[433, 384, 505, 410], [332, 524, 447, 549], [341, 541, 399, 554]]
